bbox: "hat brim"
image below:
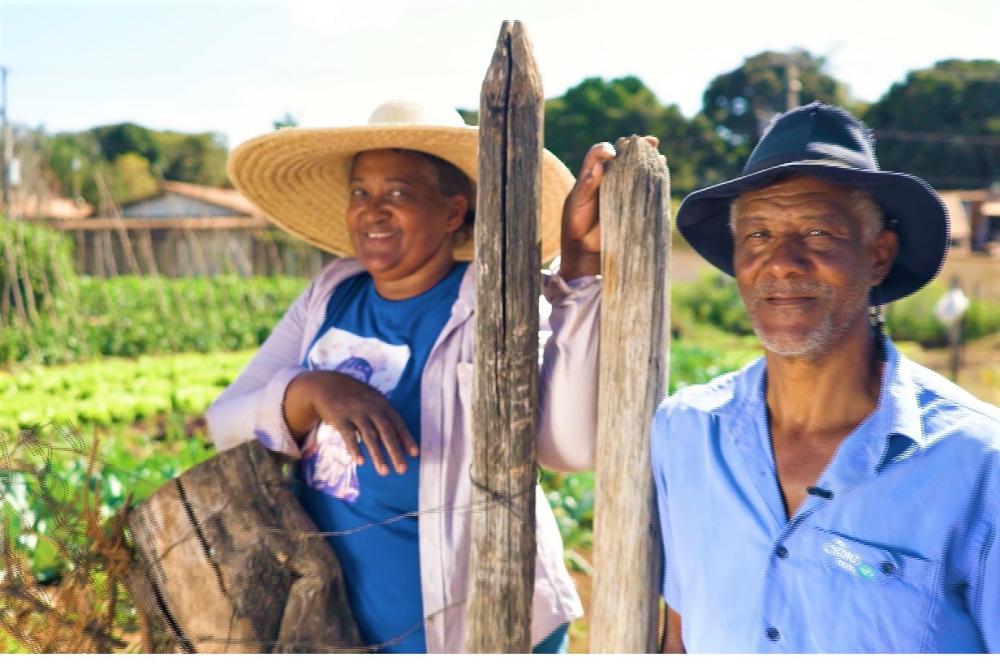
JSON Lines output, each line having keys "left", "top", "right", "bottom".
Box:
{"left": 228, "top": 125, "right": 575, "bottom": 263}
{"left": 676, "top": 163, "right": 950, "bottom": 304}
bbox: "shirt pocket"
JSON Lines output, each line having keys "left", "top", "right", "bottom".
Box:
{"left": 799, "top": 526, "right": 942, "bottom": 652}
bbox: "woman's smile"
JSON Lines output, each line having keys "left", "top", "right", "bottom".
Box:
{"left": 346, "top": 149, "right": 469, "bottom": 299}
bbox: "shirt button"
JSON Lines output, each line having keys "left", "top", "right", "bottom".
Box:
{"left": 880, "top": 562, "right": 896, "bottom": 575}
{"left": 774, "top": 545, "right": 788, "bottom": 559}
{"left": 766, "top": 627, "right": 781, "bottom": 641}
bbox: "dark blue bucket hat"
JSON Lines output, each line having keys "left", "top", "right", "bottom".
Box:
{"left": 676, "top": 102, "right": 949, "bottom": 305}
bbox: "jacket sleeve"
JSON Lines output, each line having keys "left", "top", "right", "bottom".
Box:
{"left": 205, "top": 282, "right": 315, "bottom": 458}
{"left": 536, "top": 272, "right": 601, "bottom": 472}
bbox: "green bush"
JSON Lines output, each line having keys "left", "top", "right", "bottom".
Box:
{"left": 886, "top": 282, "right": 1000, "bottom": 347}
{"left": 0, "top": 219, "right": 78, "bottom": 325}
{"left": 672, "top": 271, "right": 753, "bottom": 336}
{"left": 0, "top": 274, "right": 306, "bottom": 367}
{"left": 674, "top": 269, "right": 1000, "bottom": 348}
{"left": 962, "top": 297, "right": 1000, "bottom": 342}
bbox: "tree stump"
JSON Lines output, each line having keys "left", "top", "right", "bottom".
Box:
{"left": 126, "top": 440, "right": 363, "bottom": 653}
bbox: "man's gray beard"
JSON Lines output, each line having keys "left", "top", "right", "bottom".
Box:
{"left": 747, "top": 278, "right": 870, "bottom": 363}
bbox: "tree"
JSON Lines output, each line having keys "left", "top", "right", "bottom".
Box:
{"left": 43, "top": 132, "right": 102, "bottom": 200}
{"left": 543, "top": 76, "right": 734, "bottom": 196}
{"left": 273, "top": 112, "right": 300, "bottom": 130}
{"left": 863, "top": 59, "right": 1000, "bottom": 190}
{"left": 157, "top": 132, "right": 228, "bottom": 187}
{"left": 701, "top": 50, "right": 850, "bottom": 152}
{"left": 545, "top": 76, "right": 673, "bottom": 174}
{"left": 82, "top": 153, "right": 158, "bottom": 210}
{"left": 92, "top": 123, "right": 160, "bottom": 164}
{"left": 464, "top": 76, "right": 736, "bottom": 196}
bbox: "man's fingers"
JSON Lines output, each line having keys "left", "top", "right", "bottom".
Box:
{"left": 356, "top": 418, "right": 390, "bottom": 475}
{"left": 371, "top": 414, "right": 408, "bottom": 475}
{"left": 643, "top": 135, "right": 660, "bottom": 148}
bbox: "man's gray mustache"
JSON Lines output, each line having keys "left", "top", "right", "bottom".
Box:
{"left": 748, "top": 279, "right": 831, "bottom": 307}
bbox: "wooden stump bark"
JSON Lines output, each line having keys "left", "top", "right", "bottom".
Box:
{"left": 466, "top": 19, "right": 543, "bottom": 653}
{"left": 590, "top": 136, "right": 671, "bottom": 653}
{"left": 126, "top": 440, "right": 363, "bottom": 653}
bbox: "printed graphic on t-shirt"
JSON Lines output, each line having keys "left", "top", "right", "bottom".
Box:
{"left": 302, "top": 328, "right": 411, "bottom": 501}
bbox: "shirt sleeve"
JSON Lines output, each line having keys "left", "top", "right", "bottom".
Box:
{"left": 535, "top": 271, "right": 600, "bottom": 472}
{"left": 205, "top": 281, "right": 315, "bottom": 458}
{"left": 972, "top": 516, "right": 1000, "bottom": 652}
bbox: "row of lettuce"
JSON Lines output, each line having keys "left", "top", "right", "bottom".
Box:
{"left": 3, "top": 344, "right": 762, "bottom": 585}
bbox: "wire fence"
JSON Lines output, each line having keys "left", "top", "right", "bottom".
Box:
{"left": 0, "top": 423, "right": 550, "bottom": 654}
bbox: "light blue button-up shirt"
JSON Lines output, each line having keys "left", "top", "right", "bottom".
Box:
{"left": 651, "top": 338, "right": 1000, "bottom": 653}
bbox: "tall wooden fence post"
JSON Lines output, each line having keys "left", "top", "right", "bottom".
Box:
{"left": 466, "top": 20, "right": 543, "bottom": 653}
{"left": 590, "top": 136, "right": 671, "bottom": 653}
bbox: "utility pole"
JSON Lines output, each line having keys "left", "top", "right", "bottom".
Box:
{"left": 785, "top": 57, "right": 802, "bottom": 111}
{"left": 1, "top": 66, "right": 11, "bottom": 215}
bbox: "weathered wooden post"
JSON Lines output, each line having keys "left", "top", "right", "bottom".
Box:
{"left": 590, "top": 136, "right": 671, "bottom": 653}
{"left": 466, "top": 20, "right": 542, "bottom": 653}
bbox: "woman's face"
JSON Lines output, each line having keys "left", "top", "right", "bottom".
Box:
{"left": 347, "top": 150, "right": 468, "bottom": 285}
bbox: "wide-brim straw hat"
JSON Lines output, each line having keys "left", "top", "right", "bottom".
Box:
{"left": 676, "top": 102, "right": 949, "bottom": 305}
{"left": 228, "top": 100, "right": 576, "bottom": 262}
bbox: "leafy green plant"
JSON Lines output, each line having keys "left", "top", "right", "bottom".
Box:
{"left": 672, "top": 271, "right": 753, "bottom": 337}
{"left": 886, "top": 282, "right": 1000, "bottom": 347}
{"left": 0, "top": 275, "right": 305, "bottom": 367}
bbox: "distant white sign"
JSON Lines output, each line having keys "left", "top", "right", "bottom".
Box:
{"left": 6, "top": 158, "right": 20, "bottom": 187}
{"left": 935, "top": 287, "right": 970, "bottom": 327}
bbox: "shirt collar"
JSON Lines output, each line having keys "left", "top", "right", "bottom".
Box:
{"left": 869, "top": 337, "right": 925, "bottom": 471}
{"left": 721, "top": 336, "right": 925, "bottom": 476}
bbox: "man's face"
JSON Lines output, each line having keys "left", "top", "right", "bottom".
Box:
{"left": 731, "top": 176, "right": 895, "bottom": 360}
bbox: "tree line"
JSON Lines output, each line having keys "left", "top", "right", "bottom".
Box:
{"left": 16, "top": 52, "right": 1000, "bottom": 210}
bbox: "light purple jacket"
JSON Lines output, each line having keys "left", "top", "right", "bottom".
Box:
{"left": 206, "top": 257, "right": 600, "bottom": 652}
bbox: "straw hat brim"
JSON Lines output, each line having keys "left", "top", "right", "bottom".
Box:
{"left": 228, "top": 125, "right": 576, "bottom": 262}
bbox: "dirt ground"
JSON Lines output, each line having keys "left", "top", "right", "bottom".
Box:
{"left": 905, "top": 333, "right": 1000, "bottom": 406}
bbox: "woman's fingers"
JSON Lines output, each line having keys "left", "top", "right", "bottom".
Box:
{"left": 331, "top": 419, "right": 365, "bottom": 465}
{"left": 387, "top": 407, "right": 420, "bottom": 458}
{"left": 355, "top": 417, "right": 391, "bottom": 475}
{"left": 309, "top": 371, "right": 417, "bottom": 476}
{"left": 368, "top": 413, "right": 407, "bottom": 475}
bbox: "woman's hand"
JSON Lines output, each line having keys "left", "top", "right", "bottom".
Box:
{"left": 284, "top": 370, "right": 418, "bottom": 476}
{"left": 558, "top": 137, "right": 660, "bottom": 281}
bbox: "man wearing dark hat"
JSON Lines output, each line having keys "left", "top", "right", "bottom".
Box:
{"left": 651, "top": 102, "right": 1000, "bottom": 652}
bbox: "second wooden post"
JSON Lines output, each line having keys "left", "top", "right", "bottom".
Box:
{"left": 590, "top": 136, "right": 671, "bottom": 653}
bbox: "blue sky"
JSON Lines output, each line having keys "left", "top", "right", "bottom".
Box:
{"left": 1, "top": 0, "right": 997, "bottom": 149}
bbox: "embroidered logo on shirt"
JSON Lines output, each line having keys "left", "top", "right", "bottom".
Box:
{"left": 822, "top": 538, "right": 876, "bottom": 580}
{"left": 302, "top": 328, "right": 411, "bottom": 501}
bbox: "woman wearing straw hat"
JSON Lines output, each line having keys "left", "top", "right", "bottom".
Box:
{"left": 207, "top": 100, "right": 612, "bottom": 653}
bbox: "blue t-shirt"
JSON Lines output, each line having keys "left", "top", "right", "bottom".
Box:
{"left": 296, "top": 262, "right": 468, "bottom": 653}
